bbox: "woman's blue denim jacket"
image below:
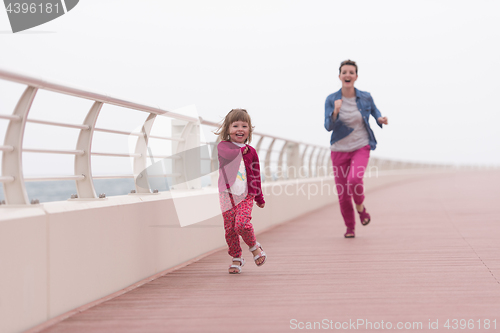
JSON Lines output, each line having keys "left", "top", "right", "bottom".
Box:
{"left": 324, "top": 88, "right": 383, "bottom": 150}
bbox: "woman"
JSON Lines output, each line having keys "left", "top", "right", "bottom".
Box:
{"left": 324, "top": 59, "right": 388, "bottom": 238}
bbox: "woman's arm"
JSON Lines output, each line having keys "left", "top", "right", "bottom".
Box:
{"left": 325, "top": 97, "right": 343, "bottom": 131}
{"left": 324, "top": 97, "right": 336, "bottom": 131}
{"left": 369, "top": 95, "right": 387, "bottom": 127}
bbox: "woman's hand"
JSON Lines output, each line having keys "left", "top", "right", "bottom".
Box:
{"left": 333, "top": 99, "right": 342, "bottom": 120}
{"left": 377, "top": 117, "right": 388, "bottom": 125}
{"left": 256, "top": 202, "right": 265, "bottom": 208}
{"left": 334, "top": 99, "right": 342, "bottom": 111}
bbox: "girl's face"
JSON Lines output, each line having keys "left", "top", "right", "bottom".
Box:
{"left": 339, "top": 65, "right": 358, "bottom": 89}
{"left": 229, "top": 120, "right": 249, "bottom": 144}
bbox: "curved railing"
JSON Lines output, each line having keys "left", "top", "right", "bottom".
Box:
{"left": 0, "top": 67, "right": 333, "bottom": 205}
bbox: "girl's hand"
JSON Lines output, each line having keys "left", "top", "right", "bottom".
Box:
{"left": 242, "top": 146, "right": 249, "bottom": 154}
{"left": 256, "top": 202, "right": 265, "bottom": 208}
{"left": 377, "top": 117, "right": 388, "bottom": 125}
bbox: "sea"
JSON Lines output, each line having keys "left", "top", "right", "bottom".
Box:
{"left": 0, "top": 177, "right": 182, "bottom": 204}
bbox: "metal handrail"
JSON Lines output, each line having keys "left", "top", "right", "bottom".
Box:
{"left": 2, "top": 66, "right": 425, "bottom": 205}
{"left": 92, "top": 173, "right": 181, "bottom": 179}
{"left": 91, "top": 152, "right": 142, "bottom": 158}
{"left": 146, "top": 155, "right": 181, "bottom": 160}
{"left": 23, "top": 148, "right": 85, "bottom": 155}
{"left": 93, "top": 127, "right": 142, "bottom": 136}
{"left": 0, "top": 145, "right": 14, "bottom": 152}
{"left": 92, "top": 175, "right": 135, "bottom": 180}
{"left": 26, "top": 118, "right": 90, "bottom": 130}
{"left": 0, "top": 176, "right": 15, "bottom": 183}
{"left": 0, "top": 114, "right": 21, "bottom": 121}
{"left": 149, "top": 135, "right": 184, "bottom": 142}
{"left": 0, "top": 68, "right": 198, "bottom": 123}
{"left": 25, "top": 175, "right": 86, "bottom": 182}
{"left": 200, "top": 118, "right": 326, "bottom": 150}
{"left": 93, "top": 127, "right": 185, "bottom": 142}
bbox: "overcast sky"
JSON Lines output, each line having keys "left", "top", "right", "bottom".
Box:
{"left": 1, "top": 0, "right": 500, "bottom": 177}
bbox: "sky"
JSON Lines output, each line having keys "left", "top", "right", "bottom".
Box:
{"left": 1, "top": 0, "right": 500, "bottom": 179}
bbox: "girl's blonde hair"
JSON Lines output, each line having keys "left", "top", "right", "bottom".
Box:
{"left": 214, "top": 109, "right": 254, "bottom": 143}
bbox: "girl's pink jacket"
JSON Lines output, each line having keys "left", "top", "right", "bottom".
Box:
{"left": 217, "top": 141, "right": 265, "bottom": 205}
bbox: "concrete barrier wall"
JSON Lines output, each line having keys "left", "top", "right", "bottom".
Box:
{"left": 0, "top": 170, "right": 445, "bottom": 333}
{"left": 0, "top": 208, "right": 47, "bottom": 333}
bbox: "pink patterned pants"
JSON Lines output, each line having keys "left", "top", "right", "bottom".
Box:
{"left": 219, "top": 192, "right": 257, "bottom": 258}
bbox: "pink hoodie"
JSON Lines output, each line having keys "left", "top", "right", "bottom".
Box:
{"left": 217, "top": 141, "right": 265, "bottom": 205}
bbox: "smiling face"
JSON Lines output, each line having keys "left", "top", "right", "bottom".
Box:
{"left": 229, "top": 120, "right": 249, "bottom": 144}
{"left": 339, "top": 64, "right": 358, "bottom": 89}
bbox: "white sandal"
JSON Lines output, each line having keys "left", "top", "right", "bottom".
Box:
{"left": 229, "top": 257, "right": 245, "bottom": 274}
{"left": 249, "top": 242, "right": 267, "bottom": 267}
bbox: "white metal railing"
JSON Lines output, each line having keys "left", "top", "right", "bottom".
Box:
{"left": 0, "top": 68, "right": 461, "bottom": 205}
{"left": 0, "top": 67, "right": 336, "bottom": 205}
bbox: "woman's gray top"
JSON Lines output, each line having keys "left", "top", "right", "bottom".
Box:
{"left": 330, "top": 96, "right": 370, "bottom": 152}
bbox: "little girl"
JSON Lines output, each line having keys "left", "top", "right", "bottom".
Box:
{"left": 215, "top": 108, "right": 267, "bottom": 274}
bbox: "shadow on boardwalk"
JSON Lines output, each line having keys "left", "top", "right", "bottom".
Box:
{"left": 39, "top": 170, "right": 500, "bottom": 333}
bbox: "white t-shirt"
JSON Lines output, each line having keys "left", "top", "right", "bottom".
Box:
{"left": 227, "top": 142, "right": 248, "bottom": 195}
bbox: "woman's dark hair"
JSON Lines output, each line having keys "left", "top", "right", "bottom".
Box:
{"left": 339, "top": 59, "right": 358, "bottom": 74}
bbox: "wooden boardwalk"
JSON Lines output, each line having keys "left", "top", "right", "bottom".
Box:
{"left": 38, "top": 170, "right": 500, "bottom": 333}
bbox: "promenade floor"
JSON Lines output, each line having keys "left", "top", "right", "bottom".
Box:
{"left": 39, "top": 170, "right": 500, "bottom": 333}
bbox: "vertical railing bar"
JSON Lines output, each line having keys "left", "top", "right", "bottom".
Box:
{"left": 325, "top": 149, "right": 332, "bottom": 177}
{"left": 315, "top": 148, "right": 323, "bottom": 177}
{"left": 277, "top": 141, "right": 288, "bottom": 181}
{"left": 300, "top": 145, "right": 310, "bottom": 178}
{"left": 254, "top": 135, "right": 264, "bottom": 156}
{"left": 210, "top": 137, "right": 221, "bottom": 187}
{"left": 172, "top": 122, "right": 193, "bottom": 190}
{"left": 171, "top": 118, "right": 201, "bottom": 190}
{"left": 210, "top": 138, "right": 221, "bottom": 173}
{"left": 133, "top": 113, "right": 157, "bottom": 193}
{"left": 287, "top": 142, "right": 301, "bottom": 180}
{"left": 1, "top": 86, "right": 38, "bottom": 205}
{"left": 264, "top": 138, "right": 276, "bottom": 181}
{"left": 308, "top": 147, "right": 317, "bottom": 178}
{"left": 74, "top": 101, "right": 102, "bottom": 199}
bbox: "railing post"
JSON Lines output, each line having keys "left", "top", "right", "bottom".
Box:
{"left": 326, "top": 149, "right": 332, "bottom": 177}
{"left": 300, "top": 145, "right": 309, "bottom": 179}
{"left": 324, "top": 149, "right": 330, "bottom": 176}
{"left": 308, "top": 147, "right": 316, "bottom": 178}
{"left": 74, "top": 101, "right": 102, "bottom": 198}
{"left": 277, "top": 141, "right": 288, "bottom": 180}
{"left": 286, "top": 142, "right": 301, "bottom": 179}
{"left": 254, "top": 136, "right": 266, "bottom": 181}
{"left": 1, "top": 86, "right": 37, "bottom": 205}
{"left": 171, "top": 119, "right": 201, "bottom": 190}
{"left": 254, "top": 135, "right": 264, "bottom": 156}
{"left": 316, "top": 148, "right": 325, "bottom": 177}
{"left": 317, "top": 149, "right": 327, "bottom": 177}
{"left": 210, "top": 138, "right": 220, "bottom": 188}
{"left": 133, "top": 113, "right": 157, "bottom": 193}
{"left": 264, "top": 138, "right": 275, "bottom": 181}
